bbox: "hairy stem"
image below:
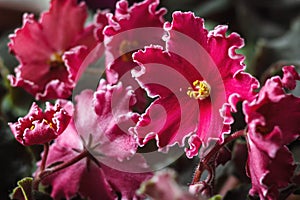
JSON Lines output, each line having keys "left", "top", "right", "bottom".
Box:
{"left": 39, "top": 149, "right": 89, "bottom": 180}
{"left": 33, "top": 143, "right": 50, "bottom": 190}
{"left": 40, "top": 143, "right": 49, "bottom": 171}
{"left": 192, "top": 130, "right": 246, "bottom": 185}
{"left": 33, "top": 148, "right": 89, "bottom": 191}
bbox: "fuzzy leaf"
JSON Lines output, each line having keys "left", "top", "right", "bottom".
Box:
{"left": 10, "top": 177, "right": 33, "bottom": 200}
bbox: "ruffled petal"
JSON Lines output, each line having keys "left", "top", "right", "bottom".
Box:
{"left": 102, "top": 0, "right": 166, "bottom": 112}
{"left": 132, "top": 12, "right": 260, "bottom": 157}
{"left": 8, "top": 14, "right": 53, "bottom": 63}
{"left": 8, "top": 102, "right": 71, "bottom": 146}
{"left": 41, "top": 130, "right": 114, "bottom": 200}
{"left": 246, "top": 138, "right": 295, "bottom": 200}
{"left": 74, "top": 81, "right": 138, "bottom": 161}
{"left": 40, "top": 0, "right": 88, "bottom": 50}
{"left": 8, "top": 0, "right": 97, "bottom": 100}
{"left": 244, "top": 66, "right": 300, "bottom": 199}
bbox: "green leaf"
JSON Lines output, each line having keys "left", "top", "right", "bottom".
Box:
{"left": 209, "top": 194, "right": 223, "bottom": 200}
{"left": 10, "top": 177, "right": 33, "bottom": 200}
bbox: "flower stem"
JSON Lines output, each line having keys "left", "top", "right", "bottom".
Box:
{"left": 33, "top": 143, "right": 50, "bottom": 190}
{"left": 192, "top": 130, "right": 245, "bottom": 185}
{"left": 33, "top": 148, "right": 89, "bottom": 191}
{"left": 40, "top": 143, "right": 49, "bottom": 171}
{"left": 39, "top": 149, "right": 89, "bottom": 180}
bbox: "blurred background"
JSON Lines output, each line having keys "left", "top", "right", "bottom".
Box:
{"left": 0, "top": 0, "right": 299, "bottom": 199}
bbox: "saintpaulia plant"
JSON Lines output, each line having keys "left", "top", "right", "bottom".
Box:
{"left": 7, "top": 0, "right": 105, "bottom": 100}
{"left": 4, "top": 0, "right": 300, "bottom": 199}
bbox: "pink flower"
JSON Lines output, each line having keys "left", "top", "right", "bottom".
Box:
{"left": 132, "top": 12, "right": 259, "bottom": 157}
{"left": 243, "top": 66, "right": 300, "bottom": 199}
{"left": 8, "top": 102, "right": 71, "bottom": 146}
{"left": 103, "top": 0, "right": 167, "bottom": 111}
{"left": 39, "top": 81, "right": 151, "bottom": 199}
{"left": 76, "top": 81, "right": 139, "bottom": 161}
{"left": 8, "top": 0, "right": 105, "bottom": 100}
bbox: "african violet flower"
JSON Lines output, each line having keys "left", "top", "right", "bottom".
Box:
{"left": 75, "top": 80, "right": 139, "bottom": 160}
{"left": 132, "top": 12, "right": 259, "bottom": 157}
{"left": 243, "top": 66, "right": 300, "bottom": 199}
{"left": 8, "top": 102, "right": 71, "bottom": 146}
{"left": 103, "top": 0, "right": 167, "bottom": 111}
{"left": 8, "top": 0, "right": 106, "bottom": 100}
{"left": 39, "top": 81, "right": 151, "bottom": 199}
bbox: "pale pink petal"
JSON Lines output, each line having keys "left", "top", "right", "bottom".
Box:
{"left": 74, "top": 81, "right": 138, "bottom": 161}
{"left": 101, "top": 164, "right": 152, "bottom": 199}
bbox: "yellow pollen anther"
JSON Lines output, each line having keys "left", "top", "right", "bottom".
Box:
{"left": 187, "top": 80, "right": 211, "bottom": 100}
{"left": 30, "top": 125, "right": 35, "bottom": 130}
{"left": 42, "top": 119, "right": 54, "bottom": 129}
{"left": 49, "top": 52, "right": 64, "bottom": 69}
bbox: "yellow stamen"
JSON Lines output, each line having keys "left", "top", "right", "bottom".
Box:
{"left": 30, "top": 125, "right": 35, "bottom": 130}
{"left": 29, "top": 119, "right": 54, "bottom": 131}
{"left": 187, "top": 80, "right": 211, "bottom": 100}
{"left": 42, "top": 119, "right": 54, "bottom": 129}
{"left": 49, "top": 52, "right": 64, "bottom": 70}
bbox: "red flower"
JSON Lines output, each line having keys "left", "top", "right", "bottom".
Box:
{"left": 132, "top": 12, "right": 259, "bottom": 157}
{"left": 243, "top": 66, "right": 300, "bottom": 199}
{"left": 8, "top": 0, "right": 105, "bottom": 100}
{"left": 103, "top": 0, "right": 167, "bottom": 111}
{"left": 9, "top": 102, "right": 71, "bottom": 146}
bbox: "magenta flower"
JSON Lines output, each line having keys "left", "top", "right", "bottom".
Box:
{"left": 39, "top": 81, "right": 151, "bottom": 199}
{"left": 132, "top": 12, "right": 259, "bottom": 158}
{"left": 103, "top": 0, "right": 167, "bottom": 111}
{"left": 8, "top": 0, "right": 104, "bottom": 100}
{"left": 8, "top": 102, "right": 71, "bottom": 146}
{"left": 243, "top": 66, "right": 300, "bottom": 199}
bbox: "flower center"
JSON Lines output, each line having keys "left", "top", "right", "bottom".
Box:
{"left": 49, "top": 52, "right": 64, "bottom": 70}
{"left": 187, "top": 80, "right": 211, "bottom": 100}
{"left": 255, "top": 125, "right": 271, "bottom": 135}
{"left": 119, "top": 40, "right": 139, "bottom": 62}
{"left": 30, "top": 119, "right": 54, "bottom": 131}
